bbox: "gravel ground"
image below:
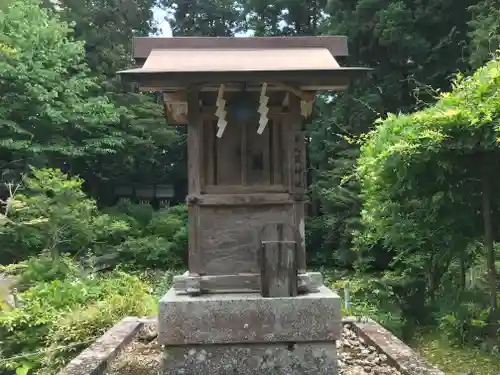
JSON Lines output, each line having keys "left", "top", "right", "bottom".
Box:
{"left": 106, "top": 323, "right": 402, "bottom": 375}
{"left": 339, "top": 324, "right": 402, "bottom": 375}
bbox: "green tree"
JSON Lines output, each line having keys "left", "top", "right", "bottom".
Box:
{"left": 469, "top": 0, "right": 500, "bottom": 67}
{"left": 161, "top": 0, "right": 245, "bottom": 36}
{"left": 42, "top": 0, "right": 186, "bottom": 201}
{"left": 243, "top": 0, "right": 327, "bottom": 36}
{"left": 307, "top": 0, "right": 479, "bottom": 267}
{"left": 0, "top": 0, "right": 123, "bottom": 176}
{"left": 358, "top": 57, "right": 500, "bottom": 323}
{"left": 0, "top": 168, "right": 131, "bottom": 264}
{"left": 43, "top": 0, "right": 157, "bottom": 91}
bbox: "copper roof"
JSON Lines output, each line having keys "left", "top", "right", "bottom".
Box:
{"left": 120, "top": 48, "right": 340, "bottom": 74}
{"left": 132, "top": 36, "right": 349, "bottom": 61}
{"left": 118, "top": 36, "right": 371, "bottom": 91}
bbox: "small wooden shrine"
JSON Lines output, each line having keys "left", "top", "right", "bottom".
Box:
{"left": 120, "top": 36, "right": 369, "bottom": 375}
{"left": 120, "top": 36, "right": 369, "bottom": 296}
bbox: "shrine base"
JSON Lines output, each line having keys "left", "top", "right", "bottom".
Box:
{"left": 158, "top": 285, "right": 342, "bottom": 374}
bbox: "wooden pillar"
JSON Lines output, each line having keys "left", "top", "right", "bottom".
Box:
{"left": 287, "top": 94, "right": 307, "bottom": 272}
{"left": 187, "top": 90, "right": 203, "bottom": 276}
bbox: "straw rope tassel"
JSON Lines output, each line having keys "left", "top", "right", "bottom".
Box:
{"left": 216, "top": 84, "right": 227, "bottom": 138}
{"left": 257, "top": 83, "right": 269, "bottom": 134}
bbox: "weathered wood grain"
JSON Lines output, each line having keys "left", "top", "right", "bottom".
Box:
{"left": 203, "top": 184, "right": 286, "bottom": 194}
{"left": 216, "top": 119, "right": 242, "bottom": 185}
{"left": 245, "top": 121, "right": 271, "bottom": 185}
{"left": 189, "top": 193, "right": 292, "bottom": 206}
{"left": 271, "top": 118, "right": 284, "bottom": 185}
{"left": 172, "top": 271, "right": 324, "bottom": 294}
{"left": 199, "top": 205, "right": 294, "bottom": 275}
{"left": 293, "top": 201, "right": 307, "bottom": 272}
{"left": 259, "top": 223, "right": 298, "bottom": 298}
{"left": 203, "top": 119, "right": 217, "bottom": 186}
{"left": 187, "top": 91, "right": 202, "bottom": 274}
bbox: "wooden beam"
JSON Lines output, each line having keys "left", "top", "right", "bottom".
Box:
{"left": 121, "top": 70, "right": 362, "bottom": 91}
{"left": 201, "top": 106, "right": 287, "bottom": 119}
{"left": 173, "top": 271, "right": 324, "bottom": 294}
{"left": 187, "top": 90, "right": 203, "bottom": 276}
{"left": 204, "top": 119, "right": 216, "bottom": 186}
{"left": 186, "top": 193, "right": 293, "bottom": 206}
{"left": 203, "top": 184, "right": 286, "bottom": 194}
{"left": 271, "top": 118, "right": 283, "bottom": 184}
{"left": 187, "top": 91, "right": 202, "bottom": 194}
{"left": 285, "top": 94, "right": 308, "bottom": 272}
{"left": 142, "top": 84, "right": 348, "bottom": 93}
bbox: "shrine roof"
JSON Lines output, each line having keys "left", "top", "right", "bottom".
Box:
{"left": 118, "top": 36, "right": 371, "bottom": 91}
{"left": 121, "top": 48, "right": 341, "bottom": 73}
{"left": 131, "top": 36, "right": 350, "bottom": 62}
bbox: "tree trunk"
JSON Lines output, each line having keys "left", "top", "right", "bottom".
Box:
{"left": 481, "top": 161, "right": 497, "bottom": 317}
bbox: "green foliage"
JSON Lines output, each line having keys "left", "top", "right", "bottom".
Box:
{"left": 15, "top": 253, "right": 84, "bottom": 290}
{"left": 413, "top": 333, "right": 500, "bottom": 375}
{"left": 242, "top": 0, "right": 327, "bottom": 36}
{"left": 332, "top": 277, "right": 406, "bottom": 337}
{"left": 0, "top": 168, "right": 187, "bottom": 271}
{"left": 432, "top": 257, "right": 500, "bottom": 347}
{"left": 40, "top": 276, "right": 153, "bottom": 372}
{"left": 42, "top": 0, "right": 186, "bottom": 201}
{"left": 1, "top": 0, "right": 499, "bottom": 371}
{"left": 107, "top": 199, "right": 155, "bottom": 228}
{"left": 469, "top": 0, "right": 500, "bottom": 67}
{"left": 358, "top": 56, "right": 500, "bottom": 252}
{"left": 162, "top": 0, "right": 245, "bottom": 36}
{"left": 113, "top": 205, "right": 187, "bottom": 270}
{"left": 0, "top": 260, "right": 154, "bottom": 374}
{"left": 0, "top": 0, "right": 122, "bottom": 173}
{"left": 98, "top": 199, "right": 187, "bottom": 269}
{"left": 357, "top": 57, "right": 500, "bottom": 344}
{"left": 306, "top": 0, "right": 477, "bottom": 270}
{"left": 43, "top": 0, "right": 157, "bottom": 88}
{"left": 133, "top": 269, "right": 177, "bottom": 300}
{"left": 0, "top": 168, "right": 131, "bottom": 264}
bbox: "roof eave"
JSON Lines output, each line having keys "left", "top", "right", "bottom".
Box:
{"left": 118, "top": 68, "right": 373, "bottom": 92}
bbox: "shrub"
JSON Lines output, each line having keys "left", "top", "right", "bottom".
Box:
{"left": 40, "top": 273, "right": 154, "bottom": 372}
{"left": 0, "top": 168, "right": 131, "bottom": 264}
{"left": 105, "top": 199, "right": 154, "bottom": 228}
{"left": 111, "top": 205, "right": 188, "bottom": 270}
{"left": 0, "top": 264, "right": 155, "bottom": 375}
{"left": 133, "top": 269, "right": 178, "bottom": 300}
{"left": 14, "top": 253, "right": 84, "bottom": 290}
{"left": 332, "top": 276, "right": 406, "bottom": 338}
{"left": 115, "top": 235, "right": 179, "bottom": 269}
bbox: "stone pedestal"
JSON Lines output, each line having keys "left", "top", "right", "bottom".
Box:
{"left": 158, "top": 286, "right": 341, "bottom": 374}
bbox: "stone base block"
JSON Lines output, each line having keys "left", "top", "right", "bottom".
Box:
{"left": 159, "top": 286, "right": 341, "bottom": 345}
{"left": 159, "top": 285, "right": 341, "bottom": 374}
{"left": 163, "top": 342, "right": 337, "bottom": 375}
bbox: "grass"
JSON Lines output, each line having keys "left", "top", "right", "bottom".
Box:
{"left": 412, "top": 333, "right": 500, "bottom": 375}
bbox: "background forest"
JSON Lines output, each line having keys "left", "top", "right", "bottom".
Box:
{"left": 0, "top": 0, "right": 499, "bottom": 374}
